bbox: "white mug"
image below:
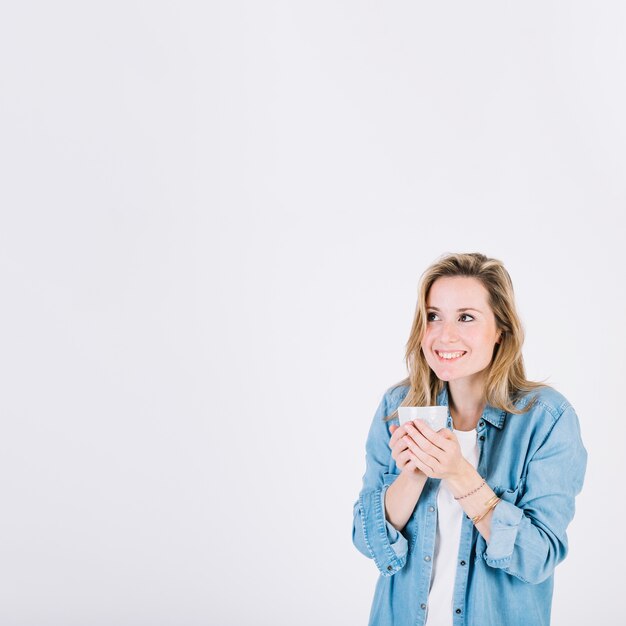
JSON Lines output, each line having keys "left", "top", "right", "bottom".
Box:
{"left": 397, "top": 406, "right": 448, "bottom": 431}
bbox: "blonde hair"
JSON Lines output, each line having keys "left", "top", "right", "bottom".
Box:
{"left": 383, "top": 252, "right": 549, "bottom": 422}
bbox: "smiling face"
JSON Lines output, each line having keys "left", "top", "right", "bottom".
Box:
{"left": 421, "top": 276, "right": 502, "bottom": 389}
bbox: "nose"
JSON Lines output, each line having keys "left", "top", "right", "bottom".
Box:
{"left": 441, "top": 320, "right": 460, "bottom": 344}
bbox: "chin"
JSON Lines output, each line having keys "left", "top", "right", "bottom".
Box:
{"left": 432, "top": 370, "right": 450, "bottom": 380}
{"left": 429, "top": 367, "right": 454, "bottom": 381}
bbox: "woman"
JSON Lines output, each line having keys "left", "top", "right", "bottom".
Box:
{"left": 352, "top": 252, "right": 587, "bottom": 626}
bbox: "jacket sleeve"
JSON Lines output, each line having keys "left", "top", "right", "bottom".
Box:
{"left": 483, "top": 404, "right": 588, "bottom": 584}
{"left": 352, "top": 391, "right": 409, "bottom": 576}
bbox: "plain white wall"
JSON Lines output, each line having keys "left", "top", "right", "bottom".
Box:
{"left": 0, "top": 2, "right": 623, "bottom": 625}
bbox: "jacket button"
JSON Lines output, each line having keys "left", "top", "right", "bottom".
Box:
{"left": 387, "top": 565, "right": 393, "bottom": 571}
{"left": 456, "top": 609, "right": 462, "bottom": 614}
{"left": 479, "top": 435, "right": 485, "bottom": 441}
{"left": 428, "top": 506, "right": 435, "bottom": 512}
{"left": 479, "top": 421, "right": 484, "bottom": 427}
{"left": 460, "top": 560, "right": 466, "bottom": 566}
{"left": 424, "top": 555, "right": 431, "bottom": 562}
{"left": 421, "top": 604, "right": 426, "bottom": 610}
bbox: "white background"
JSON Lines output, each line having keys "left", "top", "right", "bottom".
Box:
{"left": 0, "top": 2, "right": 623, "bottom": 625}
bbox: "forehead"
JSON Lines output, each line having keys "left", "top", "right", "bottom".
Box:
{"left": 426, "top": 276, "right": 491, "bottom": 307}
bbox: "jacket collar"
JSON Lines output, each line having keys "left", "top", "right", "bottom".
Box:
{"left": 437, "top": 382, "right": 507, "bottom": 429}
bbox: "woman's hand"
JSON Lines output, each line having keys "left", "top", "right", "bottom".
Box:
{"left": 388, "top": 423, "right": 426, "bottom": 481}
{"left": 392, "top": 419, "right": 469, "bottom": 481}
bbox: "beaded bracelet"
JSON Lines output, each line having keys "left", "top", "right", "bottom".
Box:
{"left": 471, "top": 495, "right": 501, "bottom": 525}
{"left": 454, "top": 477, "right": 486, "bottom": 500}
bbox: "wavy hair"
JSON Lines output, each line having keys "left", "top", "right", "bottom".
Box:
{"left": 383, "top": 252, "right": 549, "bottom": 422}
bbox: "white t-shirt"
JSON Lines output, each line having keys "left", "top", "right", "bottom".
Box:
{"left": 425, "top": 427, "right": 479, "bottom": 626}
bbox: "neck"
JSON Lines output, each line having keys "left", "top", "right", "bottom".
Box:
{"left": 447, "top": 378, "right": 486, "bottom": 430}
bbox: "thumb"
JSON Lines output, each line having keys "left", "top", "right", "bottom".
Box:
{"left": 389, "top": 424, "right": 398, "bottom": 434}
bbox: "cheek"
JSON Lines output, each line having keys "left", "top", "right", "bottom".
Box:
{"left": 473, "top": 332, "right": 497, "bottom": 354}
{"left": 421, "top": 329, "right": 434, "bottom": 349}
{"left": 464, "top": 327, "right": 486, "bottom": 343}
{"left": 421, "top": 332, "right": 438, "bottom": 361}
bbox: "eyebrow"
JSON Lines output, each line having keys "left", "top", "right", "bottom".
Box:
{"left": 426, "top": 307, "right": 483, "bottom": 313}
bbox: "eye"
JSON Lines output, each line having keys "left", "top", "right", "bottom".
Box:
{"left": 426, "top": 312, "right": 474, "bottom": 322}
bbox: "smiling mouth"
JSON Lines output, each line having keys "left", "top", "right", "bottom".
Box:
{"left": 435, "top": 350, "right": 467, "bottom": 362}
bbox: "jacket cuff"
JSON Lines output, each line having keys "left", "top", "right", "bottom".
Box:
{"left": 380, "top": 486, "right": 406, "bottom": 558}
{"left": 483, "top": 499, "right": 524, "bottom": 565}
{"left": 358, "top": 485, "right": 408, "bottom": 576}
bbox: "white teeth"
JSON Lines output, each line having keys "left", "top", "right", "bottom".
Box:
{"left": 437, "top": 351, "right": 465, "bottom": 359}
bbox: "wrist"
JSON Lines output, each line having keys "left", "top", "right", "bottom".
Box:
{"left": 445, "top": 461, "right": 481, "bottom": 499}
{"left": 400, "top": 466, "right": 428, "bottom": 487}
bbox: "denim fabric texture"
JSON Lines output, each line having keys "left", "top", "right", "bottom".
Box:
{"left": 352, "top": 382, "right": 588, "bottom": 626}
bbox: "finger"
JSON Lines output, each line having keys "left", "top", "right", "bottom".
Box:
{"left": 434, "top": 426, "right": 457, "bottom": 452}
{"left": 405, "top": 422, "right": 445, "bottom": 461}
{"left": 413, "top": 419, "right": 452, "bottom": 453}
{"left": 389, "top": 424, "right": 407, "bottom": 448}
{"left": 398, "top": 448, "right": 424, "bottom": 472}
{"left": 403, "top": 433, "right": 440, "bottom": 471}
{"left": 396, "top": 449, "right": 412, "bottom": 469}
{"left": 437, "top": 426, "right": 456, "bottom": 450}
{"left": 391, "top": 436, "right": 410, "bottom": 461}
{"left": 388, "top": 425, "right": 398, "bottom": 447}
{"left": 406, "top": 447, "right": 433, "bottom": 475}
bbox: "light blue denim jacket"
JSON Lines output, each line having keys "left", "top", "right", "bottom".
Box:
{"left": 352, "top": 382, "right": 587, "bottom": 626}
